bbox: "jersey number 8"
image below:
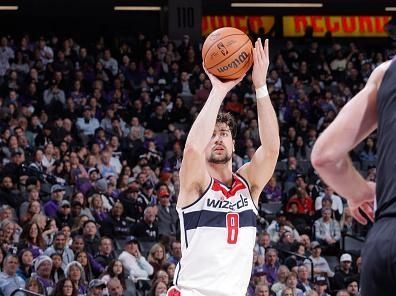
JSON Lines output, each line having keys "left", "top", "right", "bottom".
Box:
{"left": 226, "top": 213, "right": 239, "bottom": 244}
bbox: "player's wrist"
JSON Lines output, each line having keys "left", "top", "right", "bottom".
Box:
{"left": 255, "top": 84, "right": 269, "bottom": 99}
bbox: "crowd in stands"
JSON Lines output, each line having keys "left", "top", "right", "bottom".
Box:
{"left": 0, "top": 28, "right": 393, "bottom": 296}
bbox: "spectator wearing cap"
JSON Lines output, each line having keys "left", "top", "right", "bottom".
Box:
{"left": 88, "top": 278, "right": 106, "bottom": 296}
{"left": 267, "top": 211, "right": 300, "bottom": 243}
{"left": 314, "top": 186, "right": 343, "bottom": 220}
{"left": 76, "top": 106, "right": 100, "bottom": 143}
{"left": 44, "top": 231, "right": 74, "bottom": 270}
{"left": 43, "top": 184, "right": 65, "bottom": 218}
{"left": 247, "top": 266, "right": 268, "bottom": 296}
{"left": 297, "top": 264, "right": 313, "bottom": 293}
{"left": 94, "top": 237, "right": 117, "bottom": 269}
{"left": 100, "top": 202, "right": 130, "bottom": 249}
{"left": 32, "top": 255, "right": 55, "bottom": 296}
{"left": 156, "top": 186, "right": 178, "bottom": 238}
{"left": 333, "top": 253, "right": 356, "bottom": 291}
{"left": 119, "top": 183, "right": 145, "bottom": 223}
{"left": 271, "top": 265, "right": 290, "bottom": 294}
{"left": 132, "top": 206, "right": 159, "bottom": 242}
{"left": 313, "top": 276, "right": 330, "bottom": 296}
{"left": 0, "top": 254, "right": 25, "bottom": 296}
{"left": 304, "top": 241, "right": 334, "bottom": 278}
{"left": 55, "top": 200, "right": 73, "bottom": 229}
{"left": 313, "top": 207, "right": 341, "bottom": 255}
{"left": 118, "top": 236, "right": 153, "bottom": 282}
{"left": 65, "top": 261, "right": 87, "bottom": 296}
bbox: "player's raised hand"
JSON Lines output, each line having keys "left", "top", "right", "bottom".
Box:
{"left": 252, "top": 38, "right": 269, "bottom": 89}
{"left": 203, "top": 63, "right": 245, "bottom": 95}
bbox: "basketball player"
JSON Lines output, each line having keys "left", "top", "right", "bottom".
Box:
{"left": 167, "top": 38, "right": 279, "bottom": 296}
{"left": 311, "top": 58, "right": 396, "bottom": 295}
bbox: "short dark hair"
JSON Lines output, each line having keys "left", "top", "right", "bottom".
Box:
{"left": 216, "top": 112, "right": 236, "bottom": 138}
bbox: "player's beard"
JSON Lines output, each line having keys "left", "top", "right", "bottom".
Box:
{"left": 208, "top": 150, "right": 232, "bottom": 164}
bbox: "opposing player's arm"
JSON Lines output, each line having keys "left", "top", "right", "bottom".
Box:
{"left": 311, "top": 61, "right": 389, "bottom": 223}
{"left": 178, "top": 70, "right": 245, "bottom": 208}
{"left": 238, "top": 39, "right": 280, "bottom": 202}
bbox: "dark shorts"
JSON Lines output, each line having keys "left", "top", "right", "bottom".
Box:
{"left": 360, "top": 217, "right": 396, "bottom": 295}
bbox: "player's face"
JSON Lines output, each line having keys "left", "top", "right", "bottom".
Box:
{"left": 206, "top": 123, "right": 234, "bottom": 164}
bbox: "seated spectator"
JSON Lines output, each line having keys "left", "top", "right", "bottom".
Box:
{"left": 119, "top": 184, "right": 146, "bottom": 223}
{"left": 304, "top": 241, "right": 334, "bottom": 278}
{"left": 132, "top": 206, "right": 159, "bottom": 242}
{"left": 51, "top": 278, "right": 77, "bottom": 296}
{"left": 25, "top": 277, "right": 45, "bottom": 296}
{"left": 346, "top": 278, "right": 359, "bottom": 296}
{"left": 0, "top": 254, "right": 25, "bottom": 296}
{"left": 81, "top": 220, "right": 101, "bottom": 256}
{"left": 43, "top": 184, "right": 66, "bottom": 218}
{"left": 333, "top": 253, "right": 357, "bottom": 291}
{"left": 49, "top": 253, "right": 65, "bottom": 283}
{"left": 94, "top": 237, "right": 117, "bottom": 269}
{"left": 297, "top": 265, "right": 313, "bottom": 293}
{"left": 262, "top": 174, "right": 282, "bottom": 202}
{"left": 263, "top": 248, "right": 280, "bottom": 286}
{"left": 312, "top": 276, "right": 330, "bottom": 296}
{"left": 286, "top": 187, "right": 314, "bottom": 216}
{"left": 32, "top": 255, "right": 55, "bottom": 296}
{"left": 17, "top": 222, "right": 45, "bottom": 258}
{"left": 118, "top": 236, "right": 153, "bottom": 283}
{"left": 314, "top": 208, "right": 341, "bottom": 255}
{"left": 166, "top": 240, "right": 181, "bottom": 265}
{"left": 267, "top": 211, "right": 300, "bottom": 243}
{"left": 147, "top": 243, "right": 166, "bottom": 276}
{"left": 100, "top": 202, "right": 130, "bottom": 246}
{"left": 75, "top": 251, "right": 97, "bottom": 283}
{"left": 247, "top": 266, "right": 269, "bottom": 296}
{"left": 149, "top": 279, "right": 168, "bottom": 296}
{"left": 156, "top": 187, "right": 178, "bottom": 238}
{"left": 107, "top": 278, "right": 124, "bottom": 296}
{"left": 87, "top": 279, "right": 106, "bottom": 296}
{"left": 314, "top": 185, "right": 343, "bottom": 220}
{"left": 271, "top": 265, "right": 290, "bottom": 294}
{"left": 55, "top": 200, "right": 74, "bottom": 229}
{"left": 276, "top": 272, "right": 304, "bottom": 296}
{"left": 16, "top": 249, "right": 34, "bottom": 282}
{"left": 65, "top": 261, "right": 87, "bottom": 296}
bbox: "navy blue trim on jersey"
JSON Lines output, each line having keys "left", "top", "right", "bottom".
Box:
{"left": 184, "top": 226, "right": 189, "bottom": 248}
{"left": 183, "top": 209, "right": 257, "bottom": 231}
{"left": 181, "top": 178, "right": 213, "bottom": 210}
{"left": 175, "top": 262, "right": 181, "bottom": 285}
{"left": 235, "top": 172, "right": 260, "bottom": 212}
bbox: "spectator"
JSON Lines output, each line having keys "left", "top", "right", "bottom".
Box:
{"left": 32, "top": 255, "right": 55, "bottom": 296}
{"left": 0, "top": 254, "right": 25, "bottom": 296}
{"left": 16, "top": 249, "right": 34, "bottom": 282}
{"left": 118, "top": 236, "right": 153, "bottom": 283}
{"left": 65, "top": 261, "right": 87, "bottom": 296}
{"left": 50, "top": 253, "right": 65, "bottom": 282}
{"left": 304, "top": 241, "right": 334, "bottom": 278}
{"left": 44, "top": 231, "right": 74, "bottom": 270}
{"left": 132, "top": 206, "right": 159, "bottom": 242}
{"left": 87, "top": 279, "right": 106, "bottom": 296}
{"left": 51, "top": 278, "right": 77, "bottom": 296}
{"left": 44, "top": 185, "right": 66, "bottom": 218}
{"left": 314, "top": 208, "right": 341, "bottom": 255}
{"left": 166, "top": 240, "right": 181, "bottom": 265}
{"left": 156, "top": 187, "right": 178, "bottom": 238}
{"left": 147, "top": 243, "right": 166, "bottom": 276}
{"left": 333, "top": 253, "right": 356, "bottom": 291}
{"left": 94, "top": 237, "right": 116, "bottom": 269}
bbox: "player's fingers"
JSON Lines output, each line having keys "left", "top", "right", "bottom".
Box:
{"left": 265, "top": 39, "right": 269, "bottom": 59}
{"left": 257, "top": 38, "right": 265, "bottom": 62}
{"left": 252, "top": 47, "right": 258, "bottom": 65}
{"left": 361, "top": 202, "right": 374, "bottom": 223}
{"left": 351, "top": 208, "right": 367, "bottom": 225}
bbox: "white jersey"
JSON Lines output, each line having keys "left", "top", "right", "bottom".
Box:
{"left": 174, "top": 173, "right": 258, "bottom": 296}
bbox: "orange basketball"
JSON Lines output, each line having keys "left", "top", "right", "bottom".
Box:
{"left": 202, "top": 27, "right": 253, "bottom": 80}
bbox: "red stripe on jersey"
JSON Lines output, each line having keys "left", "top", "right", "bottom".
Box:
{"left": 211, "top": 175, "right": 246, "bottom": 198}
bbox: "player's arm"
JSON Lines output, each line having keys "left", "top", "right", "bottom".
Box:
{"left": 238, "top": 39, "right": 280, "bottom": 202}
{"left": 311, "top": 61, "right": 390, "bottom": 224}
{"left": 178, "top": 70, "right": 245, "bottom": 208}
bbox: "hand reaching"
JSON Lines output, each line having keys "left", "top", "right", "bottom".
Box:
{"left": 252, "top": 38, "right": 269, "bottom": 89}
{"left": 203, "top": 63, "right": 245, "bottom": 95}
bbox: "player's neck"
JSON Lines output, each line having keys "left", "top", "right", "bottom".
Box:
{"left": 207, "top": 162, "right": 233, "bottom": 186}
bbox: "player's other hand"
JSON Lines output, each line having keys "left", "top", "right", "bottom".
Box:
{"left": 252, "top": 38, "right": 269, "bottom": 89}
{"left": 348, "top": 181, "right": 375, "bottom": 225}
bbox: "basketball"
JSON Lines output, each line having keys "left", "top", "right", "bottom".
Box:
{"left": 202, "top": 27, "right": 253, "bottom": 80}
